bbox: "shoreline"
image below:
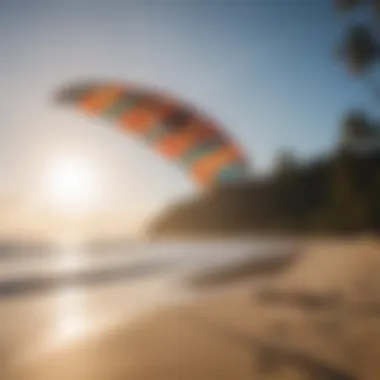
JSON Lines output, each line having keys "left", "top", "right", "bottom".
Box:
{"left": 9, "top": 238, "right": 380, "bottom": 379}
{"left": 182, "top": 246, "right": 297, "bottom": 289}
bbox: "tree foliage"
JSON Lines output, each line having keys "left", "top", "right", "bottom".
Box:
{"left": 273, "top": 149, "right": 298, "bottom": 177}
{"left": 335, "top": 0, "right": 380, "bottom": 86}
{"left": 148, "top": 150, "right": 380, "bottom": 237}
{"left": 335, "top": 0, "right": 362, "bottom": 12}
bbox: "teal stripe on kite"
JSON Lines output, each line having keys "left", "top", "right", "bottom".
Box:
{"left": 215, "top": 163, "right": 247, "bottom": 183}
{"left": 144, "top": 118, "right": 191, "bottom": 144}
{"left": 181, "top": 140, "right": 224, "bottom": 168}
{"left": 100, "top": 93, "right": 142, "bottom": 122}
{"left": 144, "top": 123, "right": 168, "bottom": 143}
{"left": 145, "top": 123, "right": 193, "bottom": 144}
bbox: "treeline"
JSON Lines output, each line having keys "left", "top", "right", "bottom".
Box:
{"left": 149, "top": 1, "right": 380, "bottom": 237}
{"left": 148, "top": 148, "right": 380, "bottom": 237}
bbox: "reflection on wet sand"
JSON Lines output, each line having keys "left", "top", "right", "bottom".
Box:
{"left": 52, "top": 245, "right": 89, "bottom": 345}
{"left": 54, "top": 287, "right": 88, "bottom": 345}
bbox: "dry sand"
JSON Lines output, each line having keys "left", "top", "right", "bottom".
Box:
{"left": 7, "top": 237, "right": 380, "bottom": 380}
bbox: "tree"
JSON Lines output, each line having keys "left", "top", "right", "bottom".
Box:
{"left": 273, "top": 149, "right": 298, "bottom": 177}
{"left": 335, "top": 0, "right": 362, "bottom": 12}
{"left": 339, "top": 110, "right": 379, "bottom": 151}
{"left": 335, "top": 0, "right": 380, "bottom": 149}
{"left": 335, "top": 1, "right": 380, "bottom": 83}
{"left": 338, "top": 25, "right": 379, "bottom": 75}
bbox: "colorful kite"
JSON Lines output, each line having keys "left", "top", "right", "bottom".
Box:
{"left": 54, "top": 80, "right": 249, "bottom": 188}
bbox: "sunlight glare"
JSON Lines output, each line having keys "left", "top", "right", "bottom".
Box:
{"left": 54, "top": 287, "right": 88, "bottom": 344}
{"left": 43, "top": 156, "right": 100, "bottom": 214}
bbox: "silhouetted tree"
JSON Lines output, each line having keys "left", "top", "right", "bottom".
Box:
{"left": 273, "top": 149, "right": 298, "bottom": 177}
{"left": 339, "top": 110, "right": 380, "bottom": 151}
{"left": 338, "top": 25, "right": 379, "bottom": 75}
{"left": 148, "top": 150, "right": 380, "bottom": 236}
{"left": 335, "top": 0, "right": 380, "bottom": 153}
{"left": 335, "top": 0, "right": 362, "bottom": 12}
{"left": 335, "top": 1, "right": 380, "bottom": 95}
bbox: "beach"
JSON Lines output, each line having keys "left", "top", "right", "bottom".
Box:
{"left": 6, "top": 237, "right": 380, "bottom": 380}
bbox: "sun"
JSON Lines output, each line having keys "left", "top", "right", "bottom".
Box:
{"left": 42, "top": 156, "right": 100, "bottom": 215}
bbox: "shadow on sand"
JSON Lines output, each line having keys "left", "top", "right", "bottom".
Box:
{"left": 256, "top": 287, "right": 380, "bottom": 316}
{"left": 189, "top": 312, "right": 357, "bottom": 380}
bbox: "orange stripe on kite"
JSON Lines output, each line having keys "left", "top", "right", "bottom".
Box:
{"left": 156, "top": 135, "right": 194, "bottom": 158}
{"left": 79, "top": 87, "right": 125, "bottom": 115}
{"left": 118, "top": 100, "right": 177, "bottom": 135}
{"left": 119, "top": 108, "right": 157, "bottom": 135}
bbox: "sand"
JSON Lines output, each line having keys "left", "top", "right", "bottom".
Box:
{"left": 7, "top": 237, "right": 380, "bottom": 380}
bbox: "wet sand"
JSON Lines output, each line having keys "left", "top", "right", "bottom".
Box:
{"left": 7, "top": 238, "right": 380, "bottom": 380}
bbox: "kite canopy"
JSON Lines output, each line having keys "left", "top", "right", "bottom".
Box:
{"left": 54, "top": 80, "right": 250, "bottom": 188}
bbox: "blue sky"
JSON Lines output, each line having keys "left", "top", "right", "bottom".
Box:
{"left": 0, "top": 0, "right": 372, "bottom": 231}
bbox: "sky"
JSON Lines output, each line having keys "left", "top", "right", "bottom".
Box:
{"left": 0, "top": 0, "right": 372, "bottom": 236}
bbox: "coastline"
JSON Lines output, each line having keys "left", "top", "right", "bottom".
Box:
{"left": 9, "top": 238, "right": 380, "bottom": 380}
